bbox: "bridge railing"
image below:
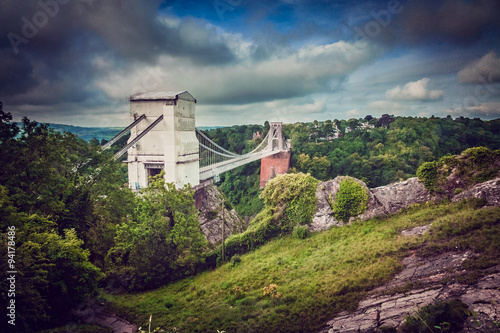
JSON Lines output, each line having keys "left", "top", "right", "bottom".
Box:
{"left": 195, "top": 129, "right": 271, "bottom": 169}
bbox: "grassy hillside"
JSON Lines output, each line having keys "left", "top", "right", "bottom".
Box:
{"left": 104, "top": 200, "right": 500, "bottom": 332}
{"left": 46, "top": 123, "right": 124, "bottom": 142}
{"left": 45, "top": 124, "right": 224, "bottom": 142}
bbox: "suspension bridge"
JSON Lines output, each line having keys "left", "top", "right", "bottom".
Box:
{"left": 105, "top": 91, "right": 290, "bottom": 190}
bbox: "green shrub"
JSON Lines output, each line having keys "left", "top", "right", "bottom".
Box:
{"left": 402, "top": 299, "right": 469, "bottom": 333}
{"left": 213, "top": 173, "right": 319, "bottom": 263}
{"left": 416, "top": 161, "right": 439, "bottom": 191}
{"left": 293, "top": 225, "right": 310, "bottom": 239}
{"left": 462, "top": 146, "right": 495, "bottom": 165}
{"left": 332, "top": 177, "right": 369, "bottom": 222}
{"left": 260, "top": 173, "right": 319, "bottom": 232}
{"left": 230, "top": 254, "right": 242, "bottom": 267}
{"left": 418, "top": 147, "right": 500, "bottom": 194}
{"left": 164, "top": 298, "right": 175, "bottom": 309}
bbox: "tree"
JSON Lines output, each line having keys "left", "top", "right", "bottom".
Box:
{"left": 347, "top": 118, "right": 361, "bottom": 132}
{"left": 0, "top": 102, "right": 19, "bottom": 143}
{"left": 106, "top": 174, "right": 207, "bottom": 291}
{"left": 376, "top": 114, "right": 395, "bottom": 128}
{"left": 323, "top": 120, "right": 335, "bottom": 140}
{"left": 0, "top": 197, "right": 101, "bottom": 331}
{"left": 331, "top": 177, "right": 369, "bottom": 222}
{"left": 0, "top": 113, "right": 132, "bottom": 330}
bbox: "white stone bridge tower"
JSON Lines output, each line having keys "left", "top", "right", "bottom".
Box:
{"left": 126, "top": 91, "right": 199, "bottom": 190}
{"left": 107, "top": 91, "right": 289, "bottom": 190}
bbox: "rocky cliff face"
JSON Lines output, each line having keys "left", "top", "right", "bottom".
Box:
{"left": 310, "top": 177, "right": 431, "bottom": 232}
{"left": 452, "top": 177, "right": 500, "bottom": 206}
{"left": 320, "top": 248, "right": 500, "bottom": 332}
{"left": 314, "top": 175, "right": 500, "bottom": 332}
{"left": 310, "top": 176, "right": 500, "bottom": 232}
{"left": 196, "top": 185, "right": 246, "bottom": 245}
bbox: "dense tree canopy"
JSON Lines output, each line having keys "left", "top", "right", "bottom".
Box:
{"left": 0, "top": 105, "right": 207, "bottom": 330}
{"left": 204, "top": 116, "right": 500, "bottom": 219}
{"left": 106, "top": 174, "right": 207, "bottom": 291}
{"left": 287, "top": 116, "right": 500, "bottom": 187}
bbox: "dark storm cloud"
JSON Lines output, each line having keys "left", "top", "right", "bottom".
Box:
{"left": 332, "top": 0, "right": 500, "bottom": 47}
{"left": 398, "top": 0, "right": 500, "bottom": 45}
{"left": 457, "top": 51, "right": 500, "bottom": 84}
{"left": 0, "top": 0, "right": 237, "bottom": 108}
{"left": 1, "top": 0, "right": 235, "bottom": 62}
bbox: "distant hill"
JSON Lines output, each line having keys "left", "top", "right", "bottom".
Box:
{"left": 197, "top": 126, "right": 226, "bottom": 131}
{"left": 44, "top": 123, "right": 123, "bottom": 142}
{"left": 45, "top": 123, "right": 224, "bottom": 142}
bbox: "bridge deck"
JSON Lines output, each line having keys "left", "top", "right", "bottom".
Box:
{"left": 199, "top": 149, "right": 281, "bottom": 180}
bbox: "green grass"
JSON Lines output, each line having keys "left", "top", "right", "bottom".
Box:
{"left": 104, "top": 202, "right": 500, "bottom": 332}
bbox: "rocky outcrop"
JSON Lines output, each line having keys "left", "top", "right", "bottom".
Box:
{"left": 311, "top": 175, "right": 500, "bottom": 233}
{"left": 196, "top": 184, "right": 246, "bottom": 245}
{"left": 310, "top": 177, "right": 432, "bottom": 232}
{"left": 310, "top": 176, "right": 359, "bottom": 231}
{"left": 452, "top": 177, "right": 500, "bottom": 206}
{"left": 320, "top": 246, "right": 500, "bottom": 332}
{"left": 359, "top": 177, "right": 431, "bottom": 220}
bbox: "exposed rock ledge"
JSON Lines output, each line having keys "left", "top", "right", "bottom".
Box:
{"left": 196, "top": 184, "right": 246, "bottom": 245}
{"left": 311, "top": 177, "right": 431, "bottom": 232}
{"left": 320, "top": 248, "right": 500, "bottom": 332}
{"left": 311, "top": 176, "right": 500, "bottom": 232}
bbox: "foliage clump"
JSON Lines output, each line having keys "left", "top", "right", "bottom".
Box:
{"left": 416, "top": 161, "right": 439, "bottom": 191}
{"left": 211, "top": 173, "right": 318, "bottom": 264}
{"left": 402, "top": 298, "right": 469, "bottom": 332}
{"left": 331, "top": 177, "right": 369, "bottom": 222}
{"left": 416, "top": 147, "right": 500, "bottom": 194}
{"left": 260, "top": 173, "right": 319, "bottom": 232}
{"left": 106, "top": 173, "right": 207, "bottom": 291}
{"left": 293, "top": 225, "right": 310, "bottom": 239}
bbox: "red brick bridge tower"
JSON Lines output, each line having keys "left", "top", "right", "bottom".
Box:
{"left": 260, "top": 122, "right": 291, "bottom": 187}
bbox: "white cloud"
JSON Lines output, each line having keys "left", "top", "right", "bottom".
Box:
{"left": 346, "top": 109, "right": 360, "bottom": 117}
{"left": 385, "top": 78, "right": 443, "bottom": 101}
{"left": 94, "top": 38, "right": 380, "bottom": 107}
{"left": 457, "top": 51, "right": 500, "bottom": 84}
{"left": 367, "top": 100, "right": 405, "bottom": 113}
{"left": 446, "top": 102, "right": 500, "bottom": 118}
{"left": 196, "top": 97, "right": 327, "bottom": 126}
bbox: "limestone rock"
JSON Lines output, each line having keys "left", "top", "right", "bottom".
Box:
{"left": 311, "top": 177, "right": 431, "bottom": 232}
{"left": 360, "top": 177, "right": 431, "bottom": 220}
{"left": 320, "top": 250, "right": 500, "bottom": 333}
{"left": 195, "top": 185, "right": 246, "bottom": 245}
{"left": 310, "top": 176, "right": 369, "bottom": 232}
{"left": 312, "top": 175, "right": 500, "bottom": 233}
{"left": 452, "top": 177, "right": 500, "bottom": 206}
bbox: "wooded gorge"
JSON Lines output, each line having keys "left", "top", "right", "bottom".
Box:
{"left": 212, "top": 116, "right": 500, "bottom": 218}
{"left": 1, "top": 101, "right": 500, "bottom": 331}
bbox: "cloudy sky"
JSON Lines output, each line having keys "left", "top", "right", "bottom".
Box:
{"left": 1, "top": 0, "right": 500, "bottom": 127}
